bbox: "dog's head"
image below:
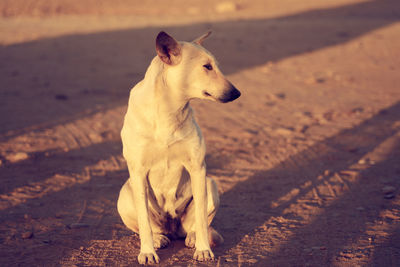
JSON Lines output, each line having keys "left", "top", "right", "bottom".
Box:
{"left": 155, "top": 31, "right": 241, "bottom": 103}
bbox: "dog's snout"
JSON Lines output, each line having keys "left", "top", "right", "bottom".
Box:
{"left": 219, "top": 83, "right": 241, "bottom": 103}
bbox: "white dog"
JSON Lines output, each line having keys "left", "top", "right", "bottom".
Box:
{"left": 117, "top": 31, "right": 240, "bottom": 264}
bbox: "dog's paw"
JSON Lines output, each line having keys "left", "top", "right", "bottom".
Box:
{"left": 193, "top": 249, "right": 215, "bottom": 261}
{"left": 185, "top": 232, "right": 195, "bottom": 248}
{"left": 209, "top": 227, "right": 224, "bottom": 247}
{"left": 153, "top": 234, "right": 170, "bottom": 249}
{"left": 138, "top": 252, "right": 160, "bottom": 265}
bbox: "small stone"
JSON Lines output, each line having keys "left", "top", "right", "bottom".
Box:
{"left": 275, "top": 93, "right": 286, "bottom": 99}
{"left": 275, "top": 127, "right": 294, "bottom": 136}
{"left": 347, "top": 147, "right": 359, "bottom": 153}
{"left": 247, "top": 258, "right": 257, "bottom": 264}
{"left": 215, "top": 2, "right": 238, "bottom": 13}
{"left": 89, "top": 133, "right": 102, "bottom": 142}
{"left": 351, "top": 107, "right": 364, "bottom": 113}
{"left": 382, "top": 186, "right": 395, "bottom": 194}
{"left": 324, "top": 170, "right": 331, "bottom": 176}
{"left": 358, "top": 159, "right": 367, "bottom": 165}
{"left": 21, "top": 231, "right": 34, "bottom": 239}
{"left": 384, "top": 193, "right": 395, "bottom": 199}
{"left": 356, "top": 207, "right": 365, "bottom": 211}
{"left": 295, "top": 125, "right": 309, "bottom": 133}
{"left": 340, "top": 170, "right": 359, "bottom": 176}
{"left": 357, "top": 158, "right": 375, "bottom": 165}
{"left": 6, "top": 152, "right": 29, "bottom": 163}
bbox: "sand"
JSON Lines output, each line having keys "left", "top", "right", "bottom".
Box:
{"left": 1, "top": 0, "right": 400, "bottom": 266}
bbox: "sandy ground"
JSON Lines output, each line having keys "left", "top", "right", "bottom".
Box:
{"left": 1, "top": 0, "right": 400, "bottom": 266}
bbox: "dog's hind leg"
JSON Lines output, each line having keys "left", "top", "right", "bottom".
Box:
{"left": 118, "top": 178, "right": 172, "bottom": 251}
{"left": 117, "top": 179, "right": 139, "bottom": 233}
{"left": 181, "top": 177, "right": 224, "bottom": 248}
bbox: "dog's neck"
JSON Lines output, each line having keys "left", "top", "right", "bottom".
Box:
{"left": 143, "top": 58, "right": 194, "bottom": 143}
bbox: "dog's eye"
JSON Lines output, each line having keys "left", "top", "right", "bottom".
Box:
{"left": 203, "top": 63, "right": 213, "bottom": 71}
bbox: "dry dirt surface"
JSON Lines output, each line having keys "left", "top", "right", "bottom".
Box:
{"left": 1, "top": 0, "right": 400, "bottom": 266}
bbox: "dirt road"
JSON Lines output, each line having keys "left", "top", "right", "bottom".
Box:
{"left": 1, "top": 0, "right": 400, "bottom": 266}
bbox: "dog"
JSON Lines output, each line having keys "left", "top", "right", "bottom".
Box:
{"left": 117, "top": 31, "right": 241, "bottom": 264}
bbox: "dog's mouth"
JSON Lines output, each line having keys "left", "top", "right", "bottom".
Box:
{"left": 203, "top": 91, "right": 212, "bottom": 97}
{"left": 203, "top": 90, "right": 218, "bottom": 101}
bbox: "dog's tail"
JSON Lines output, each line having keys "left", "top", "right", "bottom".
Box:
{"left": 209, "top": 226, "right": 224, "bottom": 247}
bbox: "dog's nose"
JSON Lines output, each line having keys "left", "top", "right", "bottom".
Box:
{"left": 219, "top": 84, "right": 241, "bottom": 103}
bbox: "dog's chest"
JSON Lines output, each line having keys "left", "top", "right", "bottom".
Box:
{"left": 147, "top": 146, "right": 191, "bottom": 215}
{"left": 149, "top": 155, "right": 183, "bottom": 188}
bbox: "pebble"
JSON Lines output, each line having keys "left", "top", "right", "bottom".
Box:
{"left": 295, "top": 125, "right": 309, "bottom": 133}
{"left": 275, "top": 93, "right": 286, "bottom": 99}
{"left": 274, "top": 127, "right": 294, "bottom": 136}
{"left": 358, "top": 158, "right": 376, "bottom": 165}
{"left": 305, "top": 77, "right": 319, "bottom": 84}
{"left": 351, "top": 107, "right": 364, "bottom": 114}
{"left": 358, "top": 159, "right": 367, "bottom": 165}
{"left": 356, "top": 206, "right": 365, "bottom": 211}
{"left": 21, "top": 231, "right": 34, "bottom": 239}
{"left": 384, "top": 193, "right": 395, "bottom": 199}
{"left": 382, "top": 186, "right": 395, "bottom": 194}
{"left": 347, "top": 147, "right": 359, "bottom": 153}
{"left": 324, "top": 170, "right": 331, "bottom": 176}
{"left": 215, "top": 2, "right": 238, "bottom": 13}
{"left": 6, "top": 152, "right": 29, "bottom": 163}
{"left": 247, "top": 258, "right": 257, "bottom": 264}
{"left": 340, "top": 170, "right": 359, "bottom": 176}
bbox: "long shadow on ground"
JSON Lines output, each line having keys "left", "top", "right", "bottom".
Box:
{"left": 1, "top": 0, "right": 398, "bottom": 136}
{"left": 214, "top": 101, "right": 400, "bottom": 265}
{"left": 0, "top": 1, "right": 399, "bottom": 265}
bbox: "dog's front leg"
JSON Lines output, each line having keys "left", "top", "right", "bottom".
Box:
{"left": 189, "top": 163, "right": 214, "bottom": 261}
{"left": 128, "top": 164, "right": 159, "bottom": 264}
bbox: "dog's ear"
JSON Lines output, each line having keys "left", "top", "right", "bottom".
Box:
{"left": 156, "top": 31, "right": 182, "bottom": 65}
{"left": 193, "top": 31, "right": 212, "bottom": 45}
